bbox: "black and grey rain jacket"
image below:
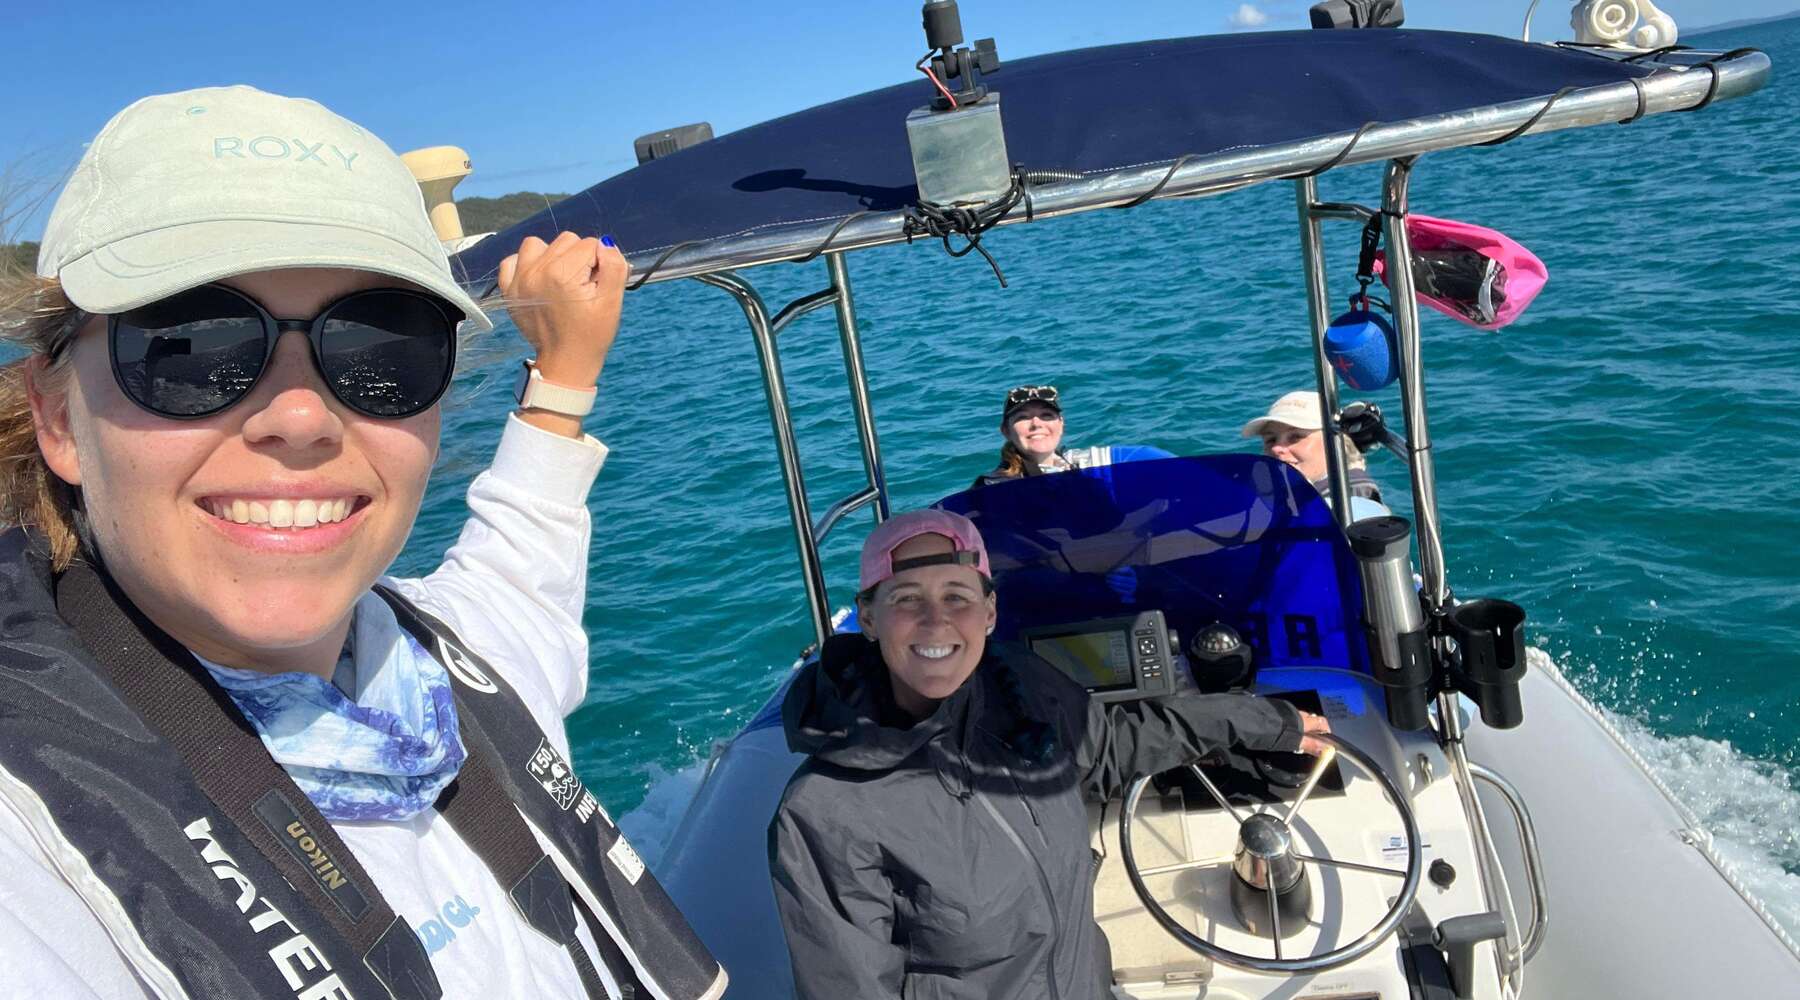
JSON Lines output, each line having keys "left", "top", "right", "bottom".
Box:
{"left": 769, "top": 634, "right": 1302, "bottom": 1000}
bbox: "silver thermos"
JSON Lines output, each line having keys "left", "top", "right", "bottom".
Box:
{"left": 1345, "top": 515, "right": 1433, "bottom": 730}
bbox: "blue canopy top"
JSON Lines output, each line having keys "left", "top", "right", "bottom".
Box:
{"left": 451, "top": 29, "right": 1733, "bottom": 289}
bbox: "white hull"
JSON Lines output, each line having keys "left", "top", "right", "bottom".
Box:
{"left": 1464, "top": 650, "right": 1799, "bottom": 992}
{"left": 654, "top": 653, "right": 1800, "bottom": 997}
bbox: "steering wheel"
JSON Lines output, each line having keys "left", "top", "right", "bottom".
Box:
{"left": 1117, "top": 732, "right": 1423, "bottom": 974}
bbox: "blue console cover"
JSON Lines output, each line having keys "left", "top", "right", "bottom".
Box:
{"left": 938, "top": 455, "right": 1369, "bottom": 673}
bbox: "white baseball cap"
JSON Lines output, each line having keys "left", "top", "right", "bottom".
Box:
{"left": 37, "top": 85, "right": 490, "bottom": 331}
{"left": 1241, "top": 390, "right": 1325, "bottom": 438}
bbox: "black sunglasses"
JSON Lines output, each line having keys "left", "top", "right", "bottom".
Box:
{"left": 106, "top": 283, "right": 460, "bottom": 420}
{"left": 1005, "top": 384, "right": 1059, "bottom": 408}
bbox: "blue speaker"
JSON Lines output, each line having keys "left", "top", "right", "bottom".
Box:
{"left": 1325, "top": 306, "right": 1398, "bottom": 389}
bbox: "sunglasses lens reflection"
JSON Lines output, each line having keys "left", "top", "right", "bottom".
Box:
{"left": 318, "top": 292, "right": 456, "bottom": 417}
{"left": 112, "top": 286, "right": 268, "bottom": 417}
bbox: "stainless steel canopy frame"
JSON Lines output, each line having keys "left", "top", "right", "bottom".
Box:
{"left": 1294, "top": 179, "right": 1361, "bottom": 529}
{"left": 624, "top": 47, "right": 1767, "bottom": 288}
{"left": 694, "top": 252, "right": 889, "bottom": 649}
{"left": 667, "top": 44, "right": 1767, "bottom": 654}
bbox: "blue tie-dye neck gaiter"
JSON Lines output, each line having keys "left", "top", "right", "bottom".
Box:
{"left": 198, "top": 591, "right": 467, "bottom": 822}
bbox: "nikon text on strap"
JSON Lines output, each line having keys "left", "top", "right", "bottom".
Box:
{"left": 55, "top": 559, "right": 442, "bottom": 1000}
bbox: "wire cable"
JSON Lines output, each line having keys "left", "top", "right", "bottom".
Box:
{"left": 916, "top": 52, "right": 958, "bottom": 109}
{"left": 1478, "top": 86, "right": 1576, "bottom": 146}
{"left": 1115, "top": 154, "right": 1194, "bottom": 210}
{"left": 902, "top": 170, "right": 1027, "bottom": 286}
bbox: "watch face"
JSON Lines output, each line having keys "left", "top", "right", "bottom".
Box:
{"left": 514, "top": 361, "right": 534, "bottom": 405}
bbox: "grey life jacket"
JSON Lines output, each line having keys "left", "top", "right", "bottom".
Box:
{"left": 0, "top": 530, "right": 725, "bottom": 1000}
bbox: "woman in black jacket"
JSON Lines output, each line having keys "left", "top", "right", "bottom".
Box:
{"left": 768, "top": 509, "right": 1327, "bottom": 1000}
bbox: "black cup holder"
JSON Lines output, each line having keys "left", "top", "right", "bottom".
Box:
{"left": 1445, "top": 598, "right": 1527, "bottom": 729}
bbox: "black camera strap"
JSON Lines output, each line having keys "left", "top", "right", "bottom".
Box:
{"left": 57, "top": 561, "right": 622, "bottom": 1000}
{"left": 432, "top": 711, "right": 620, "bottom": 1000}
{"left": 1354, "top": 210, "right": 1388, "bottom": 302}
{"left": 55, "top": 559, "right": 443, "bottom": 1000}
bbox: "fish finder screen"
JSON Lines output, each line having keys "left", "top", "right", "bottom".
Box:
{"left": 1030, "top": 629, "right": 1134, "bottom": 692}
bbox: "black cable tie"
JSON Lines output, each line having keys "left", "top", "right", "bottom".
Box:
{"left": 1479, "top": 86, "right": 1576, "bottom": 147}
{"left": 1299, "top": 120, "right": 1380, "bottom": 179}
{"left": 1620, "top": 77, "right": 1649, "bottom": 125}
{"left": 1116, "top": 154, "right": 1193, "bottom": 210}
{"left": 1677, "top": 49, "right": 1757, "bottom": 114}
{"left": 1684, "top": 63, "right": 1723, "bottom": 113}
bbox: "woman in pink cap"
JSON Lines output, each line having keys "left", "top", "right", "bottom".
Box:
{"left": 770, "top": 508, "right": 1327, "bottom": 1000}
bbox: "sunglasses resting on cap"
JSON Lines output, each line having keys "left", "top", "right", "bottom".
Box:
{"left": 1002, "top": 384, "right": 1060, "bottom": 421}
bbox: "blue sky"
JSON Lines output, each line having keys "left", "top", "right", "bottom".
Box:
{"left": 3, "top": 1, "right": 1792, "bottom": 240}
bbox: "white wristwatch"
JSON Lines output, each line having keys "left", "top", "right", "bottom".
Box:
{"left": 513, "top": 360, "right": 597, "bottom": 417}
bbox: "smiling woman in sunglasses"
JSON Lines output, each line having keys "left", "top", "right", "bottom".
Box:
{"left": 0, "top": 87, "right": 721, "bottom": 1000}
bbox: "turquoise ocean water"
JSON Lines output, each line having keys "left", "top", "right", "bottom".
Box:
{"left": 398, "top": 20, "right": 1800, "bottom": 931}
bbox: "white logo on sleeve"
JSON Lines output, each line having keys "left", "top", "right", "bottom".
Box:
{"left": 575, "top": 790, "right": 606, "bottom": 825}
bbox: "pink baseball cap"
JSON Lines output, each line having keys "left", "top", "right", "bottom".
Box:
{"left": 858, "top": 509, "right": 991, "bottom": 595}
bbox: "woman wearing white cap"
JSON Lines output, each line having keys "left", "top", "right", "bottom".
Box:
{"left": 0, "top": 87, "right": 722, "bottom": 1000}
{"left": 771, "top": 509, "right": 1328, "bottom": 1000}
{"left": 1243, "top": 389, "right": 1386, "bottom": 519}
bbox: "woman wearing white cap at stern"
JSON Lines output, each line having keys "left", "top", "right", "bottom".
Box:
{"left": 0, "top": 86, "right": 723, "bottom": 1000}
{"left": 1243, "top": 389, "right": 1387, "bottom": 520}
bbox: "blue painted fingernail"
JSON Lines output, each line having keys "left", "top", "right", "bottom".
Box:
{"left": 601, "top": 234, "right": 616, "bottom": 247}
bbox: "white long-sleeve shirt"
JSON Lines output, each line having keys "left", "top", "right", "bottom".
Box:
{"left": 0, "top": 414, "right": 614, "bottom": 1000}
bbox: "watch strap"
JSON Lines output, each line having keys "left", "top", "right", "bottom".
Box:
{"left": 515, "top": 362, "right": 597, "bottom": 417}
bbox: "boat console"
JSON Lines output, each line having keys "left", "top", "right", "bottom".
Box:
{"left": 1094, "top": 667, "right": 1503, "bottom": 998}
{"left": 940, "top": 457, "right": 1529, "bottom": 998}
{"left": 1022, "top": 611, "right": 1179, "bottom": 703}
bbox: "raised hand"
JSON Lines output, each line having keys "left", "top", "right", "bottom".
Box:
{"left": 496, "top": 232, "right": 628, "bottom": 436}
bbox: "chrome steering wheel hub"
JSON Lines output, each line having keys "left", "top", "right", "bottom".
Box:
{"left": 1118, "top": 732, "right": 1424, "bottom": 975}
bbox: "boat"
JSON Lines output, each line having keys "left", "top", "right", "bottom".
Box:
{"left": 447, "top": 3, "right": 1799, "bottom": 996}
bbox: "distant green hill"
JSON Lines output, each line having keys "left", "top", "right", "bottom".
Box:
{"left": 455, "top": 192, "right": 570, "bottom": 235}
